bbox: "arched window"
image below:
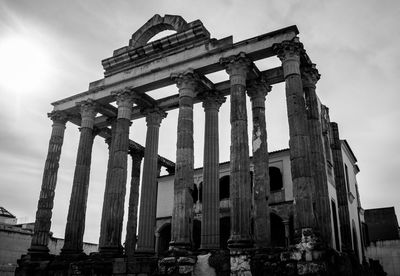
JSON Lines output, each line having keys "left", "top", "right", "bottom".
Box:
{"left": 219, "top": 175, "right": 230, "bottom": 200}
{"left": 269, "top": 167, "right": 283, "bottom": 191}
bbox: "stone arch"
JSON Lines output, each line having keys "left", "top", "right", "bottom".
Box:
{"left": 129, "top": 14, "right": 188, "bottom": 48}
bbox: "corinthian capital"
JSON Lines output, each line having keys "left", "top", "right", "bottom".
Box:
{"left": 247, "top": 78, "right": 271, "bottom": 101}
{"left": 111, "top": 88, "right": 134, "bottom": 119}
{"left": 220, "top": 52, "right": 252, "bottom": 78}
{"left": 76, "top": 99, "right": 97, "bottom": 128}
{"left": 301, "top": 64, "right": 320, "bottom": 88}
{"left": 199, "top": 90, "right": 226, "bottom": 111}
{"left": 273, "top": 38, "right": 304, "bottom": 62}
{"left": 143, "top": 108, "right": 168, "bottom": 127}
{"left": 47, "top": 110, "right": 69, "bottom": 125}
{"left": 171, "top": 69, "right": 200, "bottom": 97}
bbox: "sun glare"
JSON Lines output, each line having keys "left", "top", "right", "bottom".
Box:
{"left": 0, "top": 36, "right": 51, "bottom": 94}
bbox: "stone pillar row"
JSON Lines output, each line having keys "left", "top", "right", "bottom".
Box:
{"left": 30, "top": 56, "right": 282, "bottom": 259}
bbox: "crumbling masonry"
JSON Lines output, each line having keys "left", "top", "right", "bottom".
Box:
{"left": 16, "top": 14, "right": 366, "bottom": 276}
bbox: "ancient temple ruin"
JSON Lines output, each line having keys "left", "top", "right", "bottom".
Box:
{"left": 17, "top": 14, "right": 370, "bottom": 275}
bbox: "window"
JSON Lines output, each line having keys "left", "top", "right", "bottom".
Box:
{"left": 269, "top": 167, "right": 283, "bottom": 191}
{"left": 219, "top": 175, "right": 230, "bottom": 200}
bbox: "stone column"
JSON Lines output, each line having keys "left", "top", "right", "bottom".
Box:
{"left": 330, "top": 122, "right": 352, "bottom": 251}
{"left": 61, "top": 100, "right": 97, "bottom": 255}
{"left": 29, "top": 111, "right": 68, "bottom": 255}
{"left": 273, "top": 39, "right": 315, "bottom": 235}
{"left": 220, "top": 53, "right": 252, "bottom": 249}
{"left": 99, "top": 89, "right": 133, "bottom": 256}
{"left": 99, "top": 119, "right": 117, "bottom": 249}
{"left": 302, "top": 64, "right": 332, "bottom": 245}
{"left": 170, "top": 69, "right": 198, "bottom": 250}
{"left": 247, "top": 79, "right": 271, "bottom": 248}
{"left": 283, "top": 220, "right": 290, "bottom": 247}
{"left": 125, "top": 149, "right": 144, "bottom": 258}
{"left": 136, "top": 110, "right": 167, "bottom": 254}
{"left": 200, "top": 91, "right": 225, "bottom": 250}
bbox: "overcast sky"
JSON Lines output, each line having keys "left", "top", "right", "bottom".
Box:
{"left": 0, "top": 0, "right": 399, "bottom": 244}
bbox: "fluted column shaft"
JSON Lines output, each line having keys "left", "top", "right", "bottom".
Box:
{"left": 136, "top": 110, "right": 166, "bottom": 254}
{"left": 221, "top": 53, "right": 252, "bottom": 249}
{"left": 302, "top": 65, "right": 332, "bottom": 245}
{"left": 125, "top": 150, "right": 143, "bottom": 258}
{"left": 62, "top": 100, "right": 97, "bottom": 254}
{"left": 200, "top": 92, "right": 225, "bottom": 250}
{"left": 170, "top": 70, "right": 198, "bottom": 249}
{"left": 99, "top": 119, "right": 117, "bottom": 248}
{"left": 29, "top": 111, "right": 68, "bottom": 254}
{"left": 331, "top": 122, "right": 352, "bottom": 250}
{"left": 247, "top": 80, "right": 271, "bottom": 248}
{"left": 99, "top": 90, "right": 133, "bottom": 255}
{"left": 274, "top": 40, "right": 314, "bottom": 232}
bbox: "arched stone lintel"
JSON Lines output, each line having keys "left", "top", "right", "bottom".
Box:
{"left": 129, "top": 14, "right": 189, "bottom": 48}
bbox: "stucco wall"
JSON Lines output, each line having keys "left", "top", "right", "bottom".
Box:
{"left": 366, "top": 240, "right": 400, "bottom": 276}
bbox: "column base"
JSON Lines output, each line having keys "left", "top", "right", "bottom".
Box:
{"left": 99, "top": 246, "right": 124, "bottom": 258}
{"left": 227, "top": 237, "right": 253, "bottom": 249}
{"left": 27, "top": 245, "right": 50, "bottom": 258}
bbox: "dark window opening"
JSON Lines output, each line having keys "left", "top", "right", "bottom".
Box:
{"left": 220, "top": 217, "right": 230, "bottom": 249}
{"left": 219, "top": 175, "right": 230, "bottom": 200}
{"left": 269, "top": 167, "right": 283, "bottom": 191}
{"left": 270, "top": 213, "right": 285, "bottom": 247}
{"left": 191, "top": 183, "right": 198, "bottom": 203}
{"left": 157, "top": 223, "right": 171, "bottom": 256}
{"left": 198, "top": 182, "right": 203, "bottom": 203}
{"left": 193, "top": 219, "right": 201, "bottom": 250}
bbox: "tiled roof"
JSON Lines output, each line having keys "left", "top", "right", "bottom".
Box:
{"left": 0, "top": 206, "right": 16, "bottom": 218}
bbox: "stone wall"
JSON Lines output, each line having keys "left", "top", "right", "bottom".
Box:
{"left": 0, "top": 223, "right": 98, "bottom": 275}
{"left": 366, "top": 240, "right": 400, "bottom": 276}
